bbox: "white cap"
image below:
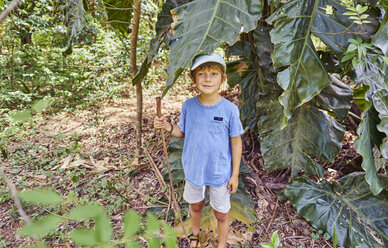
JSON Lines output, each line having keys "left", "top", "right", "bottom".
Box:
{"left": 190, "top": 52, "right": 226, "bottom": 73}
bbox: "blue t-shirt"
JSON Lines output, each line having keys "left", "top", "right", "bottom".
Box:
{"left": 177, "top": 96, "right": 244, "bottom": 188}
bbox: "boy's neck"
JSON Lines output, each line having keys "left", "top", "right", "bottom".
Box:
{"left": 197, "top": 93, "right": 222, "bottom": 106}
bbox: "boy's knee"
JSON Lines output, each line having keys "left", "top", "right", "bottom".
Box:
{"left": 213, "top": 210, "right": 229, "bottom": 222}
{"left": 191, "top": 200, "right": 205, "bottom": 212}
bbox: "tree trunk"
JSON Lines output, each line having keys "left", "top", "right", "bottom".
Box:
{"left": 0, "top": 0, "right": 22, "bottom": 24}
{"left": 21, "top": 32, "right": 32, "bottom": 46}
{"left": 130, "top": 0, "right": 142, "bottom": 159}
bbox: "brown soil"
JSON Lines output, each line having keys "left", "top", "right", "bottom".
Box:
{"left": 0, "top": 84, "right": 355, "bottom": 247}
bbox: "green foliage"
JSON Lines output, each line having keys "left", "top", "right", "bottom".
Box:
{"left": 103, "top": 0, "right": 133, "bottom": 35}
{"left": 17, "top": 189, "right": 178, "bottom": 247}
{"left": 343, "top": 4, "right": 371, "bottom": 25}
{"left": 341, "top": 37, "right": 372, "bottom": 69}
{"left": 18, "top": 189, "right": 62, "bottom": 206}
{"left": 267, "top": 0, "right": 332, "bottom": 127}
{"left": 280, "top": 172, "right": 388, "bottom": 247}
{"left": 260, "top": 230, "right": 286, "bottom": 248}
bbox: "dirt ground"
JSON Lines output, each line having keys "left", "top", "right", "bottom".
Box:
{"left": 0, "top": 84, "right": 352, "bottom": 247}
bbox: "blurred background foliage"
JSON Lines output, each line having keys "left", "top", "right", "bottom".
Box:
{"left": 0, "top": 0, "right": 167, "bottom": 118}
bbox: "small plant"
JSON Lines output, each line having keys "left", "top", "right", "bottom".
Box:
{"left": 260, "top": 230, "right": 286, "bottom": 248}
{"left": 17, "top": 189, "right": 178, "bottom": 247}
{"left": 341, "top": 37, "right": 372, "bottom": 69}
{"left": 343, "top": 4, "right": 371, "bottom": 25}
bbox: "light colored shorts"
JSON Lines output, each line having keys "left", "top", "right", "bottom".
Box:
{"left": 183, "top": 182, "right": 231, "bottom": 213}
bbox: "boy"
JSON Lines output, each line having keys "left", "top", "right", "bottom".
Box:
{"left": 154, "top": 52, "right": 244, "bottom": 248}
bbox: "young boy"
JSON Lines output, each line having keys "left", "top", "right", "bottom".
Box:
{"left": 154, "top": 52, "right": 244, "bottom": 248}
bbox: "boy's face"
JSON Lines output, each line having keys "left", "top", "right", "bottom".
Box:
{"left": 191, "top": 65, "right": 226, "bottom": 96}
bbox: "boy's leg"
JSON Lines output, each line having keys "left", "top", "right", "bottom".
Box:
{"left": 213, "top": 210, "right": 229, "bottom": 248}
{"left": 190, "top": 200, "right": 205, "bottom": 244}
{"left": 208, "top": 184, "right": 231, "bottom": 248}
{"left": 183, "top": 182, "right": 206, "bottom": 247}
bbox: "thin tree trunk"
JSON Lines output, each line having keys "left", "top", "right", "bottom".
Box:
{"left": 130, "top": 0, "right": 142, "bottom": 159}
{"left": 0, "top": 0, "right": 22, "bottom": 24}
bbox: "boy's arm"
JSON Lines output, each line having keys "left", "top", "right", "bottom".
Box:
{"left": 228, "top": 135, "right": 242, "bottom": 194}
{"left": 170, "top": 123, "right": 185, "bottom": 138}
{"left": 154, "top": 116, "right": 184, "bottom": 138}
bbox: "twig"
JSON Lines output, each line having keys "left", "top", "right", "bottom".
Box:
{"left": 0, "top": 165, "right": 31, "bottom": 224}
{"left": 283, "top": 236, "right": 308, "bottom": 240}
{"left": 265, "top": 198, "right": 278, "bottom": 235}
{"left": 145, "top": 149, "right": 167, "bottom": 189}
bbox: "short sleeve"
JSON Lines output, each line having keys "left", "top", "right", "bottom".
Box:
{"left": 177, "top": 102, "right": 186, "bottom": 133}
{"left": 229, "top": 106, "right": 244, "bottom": 137}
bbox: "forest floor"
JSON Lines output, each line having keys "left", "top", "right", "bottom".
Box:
{"left": 0, "top": 83, "right": 360, "bottom": 247}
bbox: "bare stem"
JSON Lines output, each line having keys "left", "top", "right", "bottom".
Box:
{"left": 0, "top": 164, "right": 31, "bottom": 224}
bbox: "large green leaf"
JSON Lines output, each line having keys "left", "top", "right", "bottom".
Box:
{"left": 281, "top": 172, "right": 388, "bottom": 248}
{"left": 103, "top": 0, "right": 132, "bottom": 35}
{"left": 19, "top": 215, "right": 62, "bottom": 237}
{"left": 257, "top": 88, "right": 345, "bottom": 177}
{"left": 226, "top": 26, "right": 278, "bottom": 132}
{"left": 354, "top": 107, "right": 385, "bottom": 195}
{"left": 133, "top": 0, "right": 192, "bottom": 85}
{"left": 373, "top": 89, "right": 388, "bottom": 158}
{"left": 62, "top": 0, "right": 96, "bottom": 55}
{"left": 312, "top": 0, "right": 380, "bottom": 54}
{"left": 309, "top": 75, "right": 353, "bottom": 122}
{"left": 165, "top": 0, "right": 262, "bottom": 88}
{"left": 69, "top": 205, "right": 113, "bottom": 245}
{"left": 373, "top": 22, "right": 388, "bottom": 56}
{"left": 18, "top": 189, "right": 62, "bottom": 206}
{"left": 352, "top": 53, "right": 387, "bottom": 195}
{"left": 268, "top": 0, "right": 331, "bottom": 126}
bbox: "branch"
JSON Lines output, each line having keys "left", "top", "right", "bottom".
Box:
{"left": 0, "top": 164, "right": 31, "bottom": 224}
{"left": 0, "top": 0, "right": 22, "bottom": 25}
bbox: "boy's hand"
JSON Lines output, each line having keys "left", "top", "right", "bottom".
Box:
{"left": 227, "top": 174, "right": 239, "bottom": 194}
{"left": 154, "top": 116, "right": 170, "bottom": 131}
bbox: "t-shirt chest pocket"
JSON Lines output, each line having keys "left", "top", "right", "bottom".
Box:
{"left": 209, "top": 120, "right": 226, "bottom": 134}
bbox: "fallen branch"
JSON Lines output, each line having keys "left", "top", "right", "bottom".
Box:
{"left": 265, "top": 198, "right": 278, "bottom": 235}
{"left": 0, "top": 164, "right": 31, "bottom": 224}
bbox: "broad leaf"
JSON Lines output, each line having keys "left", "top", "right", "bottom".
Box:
{"left": 69, "top": 205, "right": 113, "bottom": 245}
{"left": 123, "top": 210, "right": 141, "bottom": 237}
{"left": 19, "top": 189, "right": 62, "bottom": 206}
{"left": 257, "top": 89, "right": 345, "bottom": 177}
{"left": 309, "top": 75, "right": 353, "bottom": 122}
{"left": 103, "top": 0, "right": 132, "bottom": 35}
{"left": 19, "top": 215, "right": 62, "bottom": 237}
{"left": 352, "top": 54, "right": 387, "bottom": 195}
{"left": 353, "top": 55, "right": 387, "bottom": 93}
{"left": 133, "top": 0, "right": 192, "bottom": 85}
{"left": 62, "top": 0, "right": 95, "bottom": 55}
{"left": 373, "top": 22, "right": 388, "bottom": 56}
{"left": 281, "top": 172, "right": 388, "bottom": 247}
{"left": 227, "top": 26, "right": 278, "bottom": 132}
{"left": 373, "top": 89, "right": 388, "bottom": 158}
{"left": 312, "top": 0, "right": 380, "bottom": 54}
{"left": 166, "top": 0, "right": 262, "bottom": 88}
{"left": 268, "top": 0, "right": 331, "bottom": 126}
{"left": 354, "top": 107, "right": 385, "bottom": 195}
